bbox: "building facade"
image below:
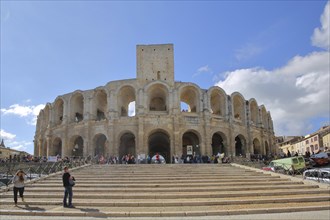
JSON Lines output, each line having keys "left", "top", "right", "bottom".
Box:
{"left": 34, "top": 44, "right": 275, "bottom": 162}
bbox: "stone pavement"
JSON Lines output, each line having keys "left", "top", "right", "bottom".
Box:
{"left": 0, "top": 164, "right": 329, "bottom": 218}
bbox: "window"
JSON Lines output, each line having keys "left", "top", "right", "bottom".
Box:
{"left": 306, "top": 140, "right": 309, "bottom": 144}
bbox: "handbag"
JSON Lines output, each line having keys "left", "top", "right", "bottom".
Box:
{"left": 69, "top": 178, "right": 75, "bottom": 187}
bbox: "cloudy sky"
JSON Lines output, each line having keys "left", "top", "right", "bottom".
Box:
{"left": 1, "top": 1, "right": 329, "bottom": 155}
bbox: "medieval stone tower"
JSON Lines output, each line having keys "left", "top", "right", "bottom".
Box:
{"left": 34, "top": 44, "right": 275, "bottom": 162}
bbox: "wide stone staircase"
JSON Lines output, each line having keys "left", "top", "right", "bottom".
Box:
{"left": 0, "top": 164, "right": 329, "bottom": 217}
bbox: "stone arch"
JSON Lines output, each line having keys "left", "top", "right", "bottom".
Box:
{"left": 40, "top": 139, "right": 47, "bottom": 156}
{"left": 249, "top": 98, "right": 259, "bottom": 126}
{"left": 118, "top": 85, "right": 136, "bottom": 116}
{"left": 182, "top": 130, "right": 201, "bottom": 156}
{"left": 208, "top": 86, "right": 227, "bottom": 117}
{"left": 235, "top": 134, "right": 246, "bottom": 156}
{"left": 146, "top": 83, "right": 169, "bottom": 112}
{"left": 93, "top": 89, "right": 107, "bottom": 120}
{"left": 148, "top": 129, "right": 171, "bottom": 163}
{"left": 93, "top": 133, "right": 107, "bottom": 157}
{"left": 231, "top": 92, "right": 246, "bottom": 123}
{"left": 53, "top": 98, "right": 64, "bottom": 126}
{"left": 261, "top": 105, "right": 269, "bottom": 130}
{"left": 253, "top": 138, "right": 262, "bottom": 155}
{"left": 265, "top": 141, "right": 270, "bottom": 156}
{"left": 70, "top": 92, "right": 84, "bottom": 123}
{"left": 42, "top": 104, "right": 51, "bottom": 129}
{"left": 69, "top": 135, "right": 84, "bottom": 157}
{"left": 119, "top": 132, "right": 136, "bottom": 160}
{"left": 211, "top": 131, "right": 228, "bottom": 155}
{"left": 52, "top": 137, "right": 62, "bottom": 156}
{"left": 180, "top": 85, "right": 200, "bottom": 113}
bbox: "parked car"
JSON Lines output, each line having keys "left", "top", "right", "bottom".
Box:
{"left": 269, "top": 156, "right": 306, "bottom": 174}
{"left": 303, "top": 168, "right": 330, "bottom": 184}
{"left": 310, "top": 152, "right": 329, "bottom": 166}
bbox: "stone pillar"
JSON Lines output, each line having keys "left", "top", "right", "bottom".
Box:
{"left": 38, "top": 139, "right": 42, "bottom": 157}
{"left": 46, "top": 136, "right": 51, "bottom": 157}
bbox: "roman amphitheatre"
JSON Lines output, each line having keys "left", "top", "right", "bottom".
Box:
{"left": 34, "top": 44, "right": 275, "bottom": 162}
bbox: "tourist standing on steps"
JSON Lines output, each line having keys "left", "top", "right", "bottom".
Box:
{"left": 13, "top": 169, "right": 27, "bottom": 206}
{"left": 62, "top": 166, "right": 75, "bottom": 208}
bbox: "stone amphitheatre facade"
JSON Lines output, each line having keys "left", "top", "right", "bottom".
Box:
{"left": 34, "top": 44, "right": 275, "bottom": 163}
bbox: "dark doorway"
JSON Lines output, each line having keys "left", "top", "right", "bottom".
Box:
{"left": 148, "top": 131, "right": 170, "bottom": 163}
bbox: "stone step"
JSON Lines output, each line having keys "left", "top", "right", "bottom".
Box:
{"left": 1, "top": 164, "right": 329, "bottom": 218}
{"left": 0, "top": 203, "right": 329, "bottom": 217}
{"left": 13, "top": 184, "right": 318, "bottom": 192}
{"left": 29, "top": 181, "right": 303, "bottom": 188}
{"left": 2, "top": 188, "right": 326, "bottom": 199}
{"left": 0, "top": 190, "right": 328, "bottom": 200}
{"left": 1, "top": 195, "right": 329, "bottom": 207}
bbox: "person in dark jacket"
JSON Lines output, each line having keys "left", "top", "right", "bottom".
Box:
{"left": 62, "top": 166, "right": 75, "bottom": 208}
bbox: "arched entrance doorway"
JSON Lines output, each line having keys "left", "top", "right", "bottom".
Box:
{"left": 119, "top": 133, "right": 135, "bottom": 160}
{"left": 265, "top": 141, "right": 270, "bottom": 156}
{"left": 182, "top": 131, "right": 200, "bottom": 156}
{"left": 93, "top": 134, "right": 107, "bottom": 157}
{"left": 253, "top": 138, "right": 261, "bottom": 155}
{"left": 71, "top": 136, "right": 84, "bottom": 157}
{"left": 211, "top": 132, "right": 227, "bottom": 155}
{"left": 235, "top": 135, "right": 246, "bottom": 156}
{"left": 52, "top": 137, "right": 62, "bottom": 156}
{"left": 148, "top": 131, "right": 171, "bottom": 163}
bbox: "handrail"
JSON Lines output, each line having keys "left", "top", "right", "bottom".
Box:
{"left": 0, "top": 157, "right": 91, "bottom": 188}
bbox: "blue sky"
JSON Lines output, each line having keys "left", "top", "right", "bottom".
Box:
{"left": 1, "top": 1, "right": 329, "bottom": 155}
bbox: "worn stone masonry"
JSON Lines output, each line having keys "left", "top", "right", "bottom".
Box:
{"left": 34, "top": 44, "right": 275, "bottom": 163}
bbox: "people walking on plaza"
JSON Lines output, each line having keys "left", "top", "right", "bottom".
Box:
{"left": 62, "top": 166, "right": 75, "bottom": 208}
{"left": 12, "top": 169, "right": 27, "bottom": 206}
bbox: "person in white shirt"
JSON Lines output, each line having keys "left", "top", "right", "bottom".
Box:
{"left": 12, "top": 170, "right": 27, "bottom": 206}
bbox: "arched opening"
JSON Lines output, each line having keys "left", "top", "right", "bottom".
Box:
{"left": 232, "top": 94, "right": 245, "bottom": 123}
{"left": 235, "top": 135, "right": 246, "bottom": 156}
{"left": 42, "top": 105, "right": 50, "bottom": 130}
{"left": 118, "top": 86, "right": 136, "bottom": 117}
{"left": 94, "top": 90, "right": 107, "bottom": 120}
{"left": 253, "top": 138, "right": 262, "bottom": 155}
{"left": 148, "top": 131, "right": 171, "bottom": 163}
{"left": 182, "top": 131, "right": 200, "bottom": 156}
{"left": 265, "top": 141, "right": 270, "bottom": 156}
{"left": 210, "top": 89, "right": 226, "bottom": 116}
{"left": 52, "top": 137, "right": 62, "bottom": 156}
{"left": 119, "top": 133, "right": 136, "bottom": 159}
{"left": 70, "top": 136, "right": 84, "bottom": 157}
{"left": 93, "top": 134, "right": 107, "bottom": 157}
{"left": 70, "top": 93, "right": 84, "bottom": 123}
{"left": 261, "top": 107, "right": 269, "bottom": 130}
{"left": 180, "top": 86, "right": 199, "bottom": 112}
{"left": 148, "top": 84, "right": 168, "bottom": 112}
{"left": 249, "top": 100, "right": 258, "bottom": 126}
{"left": 211, "top": 132, "right": 227, "bottom": 155}
{"left": 54, "top": 99, "right": 64, "bottom": 126}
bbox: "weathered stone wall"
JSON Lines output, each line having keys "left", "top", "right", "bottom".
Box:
{"left": 34, "top": 44, "right": 275, "bottom": 162}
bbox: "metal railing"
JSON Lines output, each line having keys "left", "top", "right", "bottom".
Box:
{"left": 0, "top": 157, "right": 90, "bottom": 188}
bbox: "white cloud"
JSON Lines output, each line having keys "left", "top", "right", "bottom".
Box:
{"left": 235, "top": 43, "right": 263, "bottom": 61}
{"left": 215, "top": 50, "right": 329, "bottom": 135}
{"left": 214, "top": 3, "right": 330, "bottom": 136}
{"left": 1, "top": 103, "right": 45, "bottom": 126}
{"left": 193, "top": 65, "right": 213, "bottom": 77}
{"left": 0, "top": 129, "right": 16, "bottom": 140}
{"left": 0, "top": 129, "right": 32, "bottom": 153}
{"left": 128, "top": 101, "right": 136, "bottom": 116}
{"left": 311, "top": 1, "right": 330, "bottom": 50}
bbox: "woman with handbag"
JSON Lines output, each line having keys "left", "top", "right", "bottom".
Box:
{"left": 62, "top": 166, "right": 75, "bottom": 208}
{"left": 12, "top": 169, "right": 27, "bottom": 206}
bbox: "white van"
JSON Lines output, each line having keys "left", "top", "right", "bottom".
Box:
{"left": 303, "top": 168, "right": 330, "bottom": 184}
